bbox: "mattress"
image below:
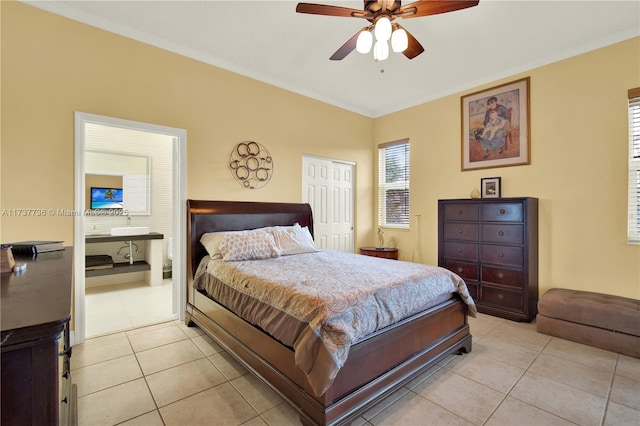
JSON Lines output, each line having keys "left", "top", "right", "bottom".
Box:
{"left": 193, "top": 249, "right": 476, "bottom": 396}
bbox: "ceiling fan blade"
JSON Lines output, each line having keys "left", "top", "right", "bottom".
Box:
{"left": 296, "top": 3, "right": 369, "bottom": 18}
{"left": 399, "top": 25, "right": 425, "bottom": 59}
{"left": 330, "top": 28, "right": 365, "bottom": 60}
{"left": 400, "top": 0, "right": 479, "bottom": 18}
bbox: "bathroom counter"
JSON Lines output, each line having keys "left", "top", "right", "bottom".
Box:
{"left": 86, "top": 232, "right": 164, "bottom": 244}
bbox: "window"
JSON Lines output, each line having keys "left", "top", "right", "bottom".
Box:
{"left": 629, "top": 88, "right": 640, "bottom": 244}
{"left": 378, "top": 139, "right": 410, "bottom": 228}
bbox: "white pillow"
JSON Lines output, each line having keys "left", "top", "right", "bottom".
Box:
{"left": 200, "top": 231, "right": 234, "bottom": 259}
{"left": 268, "top": 224, "right": 318, "bottom": 255}
{"left": 218, "top": 231, "right": 282, "bottom": 261}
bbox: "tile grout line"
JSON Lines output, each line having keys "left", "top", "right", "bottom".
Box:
{"left": 126, "top": 329, "right": 240, "bottom": 426}
{"left": 508, "top": 336, "right": 615, "bottom": 425}
{"left": 479, "top": 330, "right": 551, "bottom": 426}
{"left": 129, "top": 326, "right": 164, "bottom": 425}
{"left": 598, "top": 353, "right": 619, "bottom": 426}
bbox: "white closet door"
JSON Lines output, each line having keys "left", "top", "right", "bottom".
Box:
{"left": 302, "top": 156, "right": 354, "bottom": 252}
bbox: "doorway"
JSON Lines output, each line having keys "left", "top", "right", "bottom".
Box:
{"left": 302, "top": 155, "right": 355, "bottom": 252}
{"left": 73, "top": 112, "right": 186, "bottom": 345}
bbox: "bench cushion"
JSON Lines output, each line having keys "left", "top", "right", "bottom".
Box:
{"left": 538, "top": 288, "right": 640, "bottom": 337}
{"left": 537, "top": 288, "right": 640, "bottom": 358}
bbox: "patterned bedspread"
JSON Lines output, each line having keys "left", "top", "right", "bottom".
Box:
{"left": 194, "top": 250, "right": 476, "bottom": 396}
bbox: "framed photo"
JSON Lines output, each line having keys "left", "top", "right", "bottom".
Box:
{"left": 481, "top": 177, "right": 501, "bottom": 198}
{"left": 461, "top": 77, "right": 530, "bottom": 171}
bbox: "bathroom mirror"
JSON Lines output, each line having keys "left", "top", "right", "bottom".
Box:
{"left": 85, "top": 150, "right": 150, "bottom": 215}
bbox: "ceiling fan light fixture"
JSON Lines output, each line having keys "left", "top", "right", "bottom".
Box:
{"left": 374, "top": 16, "right": 392, "bottom": 42}
{"left": 356, "top": 30, "right": 373, "bottom": 54}
{"left": 373, "top": 40, "right": 389, "bottom": 61}
{"left": 391, "top": 28, "right": 408, "bottom": 52}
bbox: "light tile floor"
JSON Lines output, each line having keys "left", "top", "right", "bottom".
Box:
{"left": 73, "top": 313, "right": 640, "bottom": 426}
{"left": 85, "top": 278, "right": 175, "bottom": 337}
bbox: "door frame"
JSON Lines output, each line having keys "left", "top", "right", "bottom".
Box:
{"left": 73, "top": 112, "right": 187, "bottom": 345}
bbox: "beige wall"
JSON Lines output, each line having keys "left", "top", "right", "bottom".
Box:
{"left": 0, "top": 2, "right": 373, "bottom": 248}
{"left": 2, "top": 2, "right": 639, "bottom": 300}
{"left": 374, "top": 38, "right": 640, "bottom": 299}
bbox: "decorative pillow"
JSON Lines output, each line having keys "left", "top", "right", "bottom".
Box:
{"left": 269, "top": 224, "right": 318, "bottom": 255}
{"left": 218, "top": 230, "right": 282, "bottom": 261}
{"left": 200, "top": 228, "right": 270, "bottom": 259}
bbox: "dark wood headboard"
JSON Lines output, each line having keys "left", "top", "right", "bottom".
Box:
{"left": 186, "top": 200, "right": 314, "bottom": 280}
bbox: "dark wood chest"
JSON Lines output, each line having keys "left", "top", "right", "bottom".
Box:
{"left": 438, "top": 198, "right": 539, "bottom": 321}
{"left": 1, "top": 248, "right": 76, "bottom": 425}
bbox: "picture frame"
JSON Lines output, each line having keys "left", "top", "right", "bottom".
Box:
{"left": 461, "top": 77, "right": 530, "bottom": 171}
{"left": 481, "top": 177, "right": 501, "bottom": 198}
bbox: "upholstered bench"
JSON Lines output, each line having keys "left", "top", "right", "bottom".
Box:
{"left": 537, "top": 288, "right": 640, "bottom": 358}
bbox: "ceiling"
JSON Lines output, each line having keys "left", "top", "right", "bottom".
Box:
{"left": 25, "top": 0, "right": 640, "bottom": 118}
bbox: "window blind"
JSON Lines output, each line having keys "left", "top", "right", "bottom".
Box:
{"left": 378, "top": 140, "right": 410, "bottom": 228}
{"left": 628, "top": 88, "right": 640, "bottom": 244}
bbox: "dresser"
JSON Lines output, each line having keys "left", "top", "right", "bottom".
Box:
{"left": 1, "top": 248, "right": 77, "bottom": 425}
{"left": 438, "top": 198, "right": 539, "bottom": 321}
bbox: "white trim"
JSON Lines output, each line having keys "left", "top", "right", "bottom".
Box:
{"left": 73, "top": 112, "right": 186, "bottom": 346}
{"left": 72, "top": 113, "right": 87, "bottom": 346}
{"left": 173, "top": 133, "right": 187, "bottom": 319}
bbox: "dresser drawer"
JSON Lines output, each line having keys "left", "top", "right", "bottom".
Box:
{"left": 482, "top": 244, "right": 523, "bottom": 267}
{"left": 465, "top": 282, "right": 479, "bottom": 301}
{"left": 443, "top": 203, "right": 478, "bottom": 221}
{"left": 480, "top": 202, "right": 524, "bottom": 222}
{"left": 443, "top": 223, "right": 479, "bottom": 241}
{"left": 481, "top": 224, "right": 523, "bottom": 244}
{"left": 443, "top": 242, "right": 478, "bottom": 262}
{"left": 481, "top": 286, "right": 523, "bottom": 311}
{"left": 482, "top": 266, "right": 523, "bottom": 288}
{"left": 442, "top": 260, "right": 479, "bottom": 281}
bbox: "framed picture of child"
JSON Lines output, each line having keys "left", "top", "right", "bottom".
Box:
{"left": 461, "top": 77, "right": 530, "bottom": 171}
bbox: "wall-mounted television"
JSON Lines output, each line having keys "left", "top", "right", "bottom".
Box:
{"left": 90, "top": 187, "right": 124, "bottom": 209}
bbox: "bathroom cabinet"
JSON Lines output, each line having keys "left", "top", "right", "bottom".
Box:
{"left": 85, "top": 232, "right": 164, "bottom": 285}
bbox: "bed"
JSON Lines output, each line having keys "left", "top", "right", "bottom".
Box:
{"left": 185, "top": 200, "right": 474, "bottom": 426}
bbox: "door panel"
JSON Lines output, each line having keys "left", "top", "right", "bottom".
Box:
{"left": 303, "top": 156, "right": 354, "bottom": 252}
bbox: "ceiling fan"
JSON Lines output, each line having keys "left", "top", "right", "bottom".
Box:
{"left": 296, "top": 0, "right": 479, "bottom": 61}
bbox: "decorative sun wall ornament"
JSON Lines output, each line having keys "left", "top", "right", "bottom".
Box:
{"left": 229, "top": 141, "right": 273, "bottom": 189}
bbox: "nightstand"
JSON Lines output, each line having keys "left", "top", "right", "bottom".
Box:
{"left": 359, "top": 247, "right": 398, "bottom": 260}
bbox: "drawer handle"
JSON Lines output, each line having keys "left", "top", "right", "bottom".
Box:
{"left": 458, "top": 209, "right": 463, "bottom": 215}
{"left": 457, "top": 248, "right": 463, "bottom": 253}
{"left": 497, "top": 272, "right": 505, "bottom": 279}
{"left": 498, "top": 231, "right": 505, "bottom": 236}
{"left": 499, "top": 252, "right": 504, "bottom": 257}
{"left": 457, "top": 228, "right": 463, "bottom": 234}
{"left": 498, "top": 293, "right": 504, "bottom": 300}
{"left": 499, "top": 208, "right": 506, "bottom": 214}
{"left": 457, "top": 267, "right": 463, "bottom": 273}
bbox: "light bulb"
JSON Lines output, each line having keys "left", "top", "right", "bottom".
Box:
{"left": 374, "top": 16, "right": 392, "bottom": 42}
{"left": 391, "top": 28, "right": 408, "bottom": 52}
{"left": 373, "top": 40, "right": 389, "bottom": 61}
{"left": 356, "top": 30, "right": 373, "bottom": 54}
